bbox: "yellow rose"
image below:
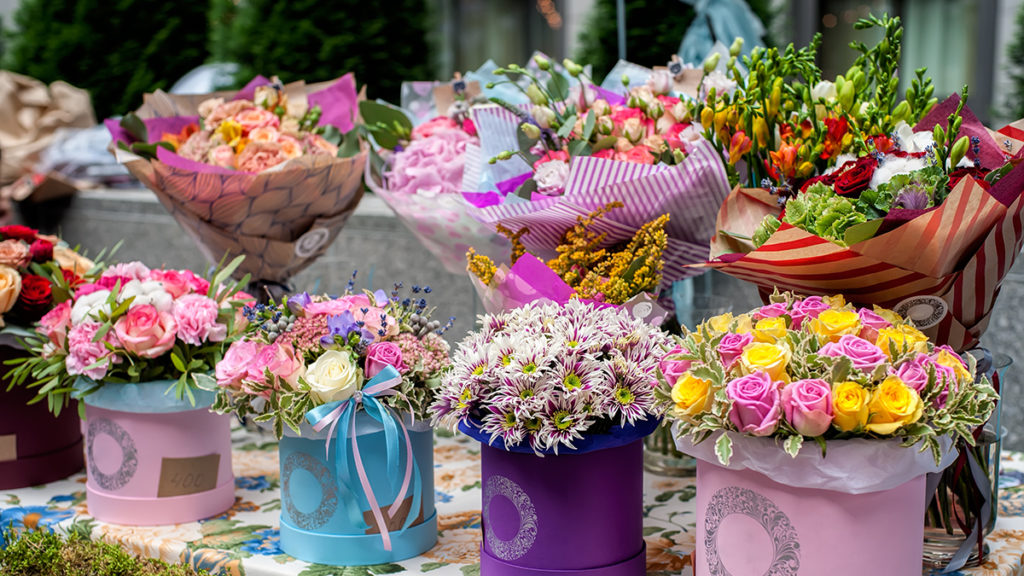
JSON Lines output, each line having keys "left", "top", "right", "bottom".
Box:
{"left": 53, "top": 246, "right": 95, "bottom": 277}
{"left": 808, "top": 309, "right": 861, "bottom": 343}
{"left": 705, "top": 312, "right": 733, "bottom": 334}
{"left": 671, "top": 372, "right": 713, "bottom": 419}
{"left": 739, "top": 342, "right": 791, "bottom": 381}
{"left": 832, "top": 381, "right": 870, "bottom": 432}
{"left": 823, "top": 294, "right": 847, "bottom": 308}
{"left": 0, "top": 265, "right": 21, "bottom": 317}
{"left": 934, "top": 349, "right": 972, "bottom": 383}
{"left": 752, "top": 317, "right": 788, "bottom": 343}
{"left": 875, "top": 324, "right": 929, "bottom": 359}
{"left": 734, "top": 313, "right": 753, "bottom": 334}
{"left": 872, "top": 305, "right": 903, "bottom": 326}
{"left": 865, "top": 376, "right": 923, "bottom": 435}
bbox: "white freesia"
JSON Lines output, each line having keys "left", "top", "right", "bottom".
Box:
{"left": 534, "top": 160, "right": 570, "bottom": 196}
{"left": 870, "top": 155, "right": 928, "bottom": 189}
{"left": 306, "top": 350, "right": 362, "bottom": 404}
{"left": 120, "top": 280, "right": 173, "bottom": 312}
{"left": 699, "top": 70, "right": 737, "bottom": 100}
{"left": 71, "top": 290, "right": 111, "bottom": 324}
{"left": 893, "top": 121, "right": 935, "bottom": 154}
{"left": 811, "top": 80, "right": 837, "bottom": 119}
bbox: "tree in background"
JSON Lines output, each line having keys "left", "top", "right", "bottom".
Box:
{"left": 3, "top": 0, "right": 209, "bottom": 119}
{"left": 575, "top": 0, "right": 775, "bottom": 83}
{"left": 1005, "top": 2, "right": 1024, "bottom": 120}
{"left": 220, "top": 0, "right": 432, "bottom": 102}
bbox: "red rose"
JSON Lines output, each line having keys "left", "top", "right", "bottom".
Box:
{"left": 29, "top": 239, "right": 53, "bottom": 263}
{"left": 833, "top": 156, "right": 877, "bottom": 197}
{"left": 12, "top": 274, "right": 53, "bottom": 322}
{"left": 949, "top": 167, "right": 991, "bottom": 191}
{"left": 62, "top": 269, "right": 84, "bottom": 289}
{"left": 0, "top": 225, "right": 39, "bottom": 243}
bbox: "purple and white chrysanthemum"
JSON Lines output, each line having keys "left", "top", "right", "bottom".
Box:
{"left": 538, "top": 393, "right": 593, "bottom": 453}
{"left": 504, "top": 339, "right": 552, "bottom": 381}
{"left": 601, "top": 356, "right": 658, "bottom": 426}
{"left": 494, "top": 374, "right": 549, "bottom": 417}
{"left": 550, "top": 353, "right": 609, "bottom": 395}
{"left": 481, "top": 404, "right": 526, "bottom": 448}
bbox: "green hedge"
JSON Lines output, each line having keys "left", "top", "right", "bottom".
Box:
{"left": 574, "top": 0, "right": 776, "bottom": 82}
{"left": 0, "top": 528, "right": 209, "bottom": 576}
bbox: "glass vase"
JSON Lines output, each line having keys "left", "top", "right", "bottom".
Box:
{"left": 922, "top": 351, "right": 1011, "bottom": 570}
{"left": 643, "top": 422, "right": 696, "bottom": 477}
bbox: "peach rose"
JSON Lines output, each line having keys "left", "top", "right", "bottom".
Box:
{"left": 236, "top": 141, "right": 288, "bottom": 173}
{"left": 0, "top": 240, "right": 30, "bottom": 269}
{"left": 234, "top": 107, "right": 280, "bottom": 134}
{"left": 0, "top": 265, "right": 22, "bottom": 315}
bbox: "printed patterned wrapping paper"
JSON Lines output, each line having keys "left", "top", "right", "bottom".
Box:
{"left": 108, "top": 75, "right": 367, "bottom": 284}
{"left": 464, "top": 112, "right": 733, "bottom": 291}
{"left": 703, "top": 100, "right": 1024, "bottom": 352}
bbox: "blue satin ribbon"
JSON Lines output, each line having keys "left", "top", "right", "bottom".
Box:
{"left": 304, "top": 365, "right": 422, "bottom": 551}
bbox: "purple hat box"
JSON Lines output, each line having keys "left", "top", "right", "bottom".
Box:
{"left": 461, "top": 419, "right": 658, "bottom": 576}
{"left": 0, "top": 343, "right": 83, "bottom": 489}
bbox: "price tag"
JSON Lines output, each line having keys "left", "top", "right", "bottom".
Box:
{"left": 157, "top": 454, "right": 220, "bottom": 498}
{"left": 0, "top": 434, "right": 16, "bottom": 462}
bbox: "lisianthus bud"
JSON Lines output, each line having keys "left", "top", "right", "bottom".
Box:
{"left": 526, "top": 84, "right": 548, "bottom": 106}
{"left": 520, "top": 122, "right": 541, "bottom": 140}
{"left": 703, "top": 53, "right": 721, "bottom": 74}
{"left": 531, "top": 105, "right": 557, "bottom": 129}
{"left": 534, "top": 54, "right": 551, "bottom": 71}
{"left": 590, "top": 99, "right": 611, "bottom": 117}
{"left": 671, "top": 100, "right": 690, "bottom": 122}
{"left": 729, "top": 37, "right": 744, "bottom": 57}
{"left": 563, "top": 58, "right": 584, "bottom": 77}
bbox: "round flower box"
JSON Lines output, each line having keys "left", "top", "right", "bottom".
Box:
{"left": 461, "top": 419, "right": 657, "bottom": 576}
{"left": 679, "top": 433, "right": 954, "bottom": 576}
{"left": 80, "top": 379, "right": 234, "bottom": 525}
{"left": 277, "top": 412, "right": 437, "bottom": 565}
{"left": 0, "top": 341, "right": 83, "bottom": 489}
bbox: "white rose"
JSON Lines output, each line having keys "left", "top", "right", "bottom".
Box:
{"left": 870, "top": 155, "right": 928, "bottom": 189}
{"left": 534, "top": 160, "right": 570, "bottom": 196}
{"left": 306, "top": 350, "right": 362, "bottom": 404}
{"left": 120, "top": 280, "right": 173, "bottom": 312}
{"left": 893, "top": 121, "right": 935, "bottom": 154}
{"left": 531, "top": 106, "right": 557, "bottom": 130}
{"left": 71, "top": 290, "right": 112, "bottom": 324}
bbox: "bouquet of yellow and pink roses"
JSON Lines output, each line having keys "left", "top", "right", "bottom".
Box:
{"left": 661, "top": 292, "right": 996, "bottom": 465}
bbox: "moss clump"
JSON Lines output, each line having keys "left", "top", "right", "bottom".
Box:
{"left": 0, "top": 528, "right": 209, "bottom": 576}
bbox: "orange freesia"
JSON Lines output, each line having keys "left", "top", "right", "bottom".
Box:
{"left": 821, "top": 116, "right": 848, "bottom": 159}
{"left": 728, "top": 130, "right": 753, "bottom": 165}
{"left": 769, "top": 144, "right": 799, "bottom": 180}
{"left": 160, "top": 123, "right": 199, "bottom": 150}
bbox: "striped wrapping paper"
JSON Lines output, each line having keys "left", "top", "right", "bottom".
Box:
{"left": 470, "top": 104, "right": 531, "bottom": 182}
{"left": 466, "top": 140, "right": 732, "bottom": 288}
{"left": 702, "top": 158, "right": 1024, "bottom": 351}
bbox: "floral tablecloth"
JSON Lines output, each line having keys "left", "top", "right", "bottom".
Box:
{"left": 4, "top": 425, "right": 1024, "bottom": 576}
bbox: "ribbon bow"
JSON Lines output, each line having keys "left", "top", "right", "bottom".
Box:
{"left": 304, "top": 365, "right": 421, "bottom": 551}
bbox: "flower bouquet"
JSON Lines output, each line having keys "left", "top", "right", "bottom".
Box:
{"left": 212, "top": 283, "right": 453, "bottom": 565}
{"left": 0, "top": 224, "right": 102, "bottom": 489}
{"left": 10, "top": 257, "right": 250, "bottom": 524}
{"left": 361, "top": 80, "right": 511, "bottom": 275}
{"left": 694, "top": 15, "right": 1024, "bottom": 351}
{"left": 431, "top": 299, "right": 672, "bottom": 575}
{"left": 465, "top": 201, "right": 670, "bottom": 324}
{"left": 106, "top": 74, "right": 367, "bottom": 291}
{"left": 660, "top": 292, "right": 997, "bottom": 575}
{"left": 464, "top": 55, "right": 732, "bottom": 287}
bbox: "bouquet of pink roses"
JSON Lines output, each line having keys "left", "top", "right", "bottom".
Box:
{"left": 10, "top": 257, "right": 251, "bottom": 411}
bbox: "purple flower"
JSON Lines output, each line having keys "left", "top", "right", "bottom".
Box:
{"left": 321, "top": 311, "right": 375, "bottom": 346}
{"left": 894, "top": 190, "right": 929, "bottom": 210}
{"left": 287, "top": 292, "right": 312, "bottom": 315}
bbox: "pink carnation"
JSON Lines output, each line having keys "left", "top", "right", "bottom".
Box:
{"left": 237, "top": 141, "right": 288, "bottom": 172}
{"left": 411, "top": 116, "right": 459, "bottom": 140}
{"left": 173, "top": 294, "right": 227, "bottom": 345}
{"left": 66, "top": 321, "right": 120, "bottom": 380}
{"left": 102, "top": 261, "right": 150, "bottom": 282}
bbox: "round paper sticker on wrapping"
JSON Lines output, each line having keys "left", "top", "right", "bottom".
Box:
{"left": 294, "top": 227, "right": 331, "bottom": 258}
{"left": 895, "top": 295, "right": 949, "bottom": 329}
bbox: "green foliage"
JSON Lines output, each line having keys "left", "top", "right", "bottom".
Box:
{"left": 218, "top": 0, "right": 431, "bottom": 102}
{"left": 1005, "top": 2, "right": 1024, "bottom": 120}
{"left": 0, "top": 528, "right": 209, "bottom": 576}
{"left": 3, "top": 0, "right": 210, "bottom": 119}
{"left": 574, "top": 0, "right": 776, "bottom": 82}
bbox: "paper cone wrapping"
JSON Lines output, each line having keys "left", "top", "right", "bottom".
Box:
{"left": 107, "top": 75, "right": 367, "bottom": 283}
{"left": 703, "top": 100, "right": 1024, "bottom": 351}
{"left": 365, "top": 148, "right": 510, "bottom": 275}
{"left": 465, "top": 136, "right": 732, "bottom": 290}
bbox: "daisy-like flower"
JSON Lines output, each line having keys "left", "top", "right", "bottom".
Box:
{"left": 494, "top": 374, "right": 549, "bottom": 416}
{"left": 602, "top": 356, "right": 658, "bottom": 426}
{"left": 480, "top": 404, "right": 526, "bottom": 448}
{"left": 550, "top": 353, "right": 609, "bottom": 395}
{"left": 504, "top": 338, "right": 551, "bottom": 381}
{"left": 451, "top": 337, "right": 495, "bottom": 381}
{"left": 539, "top": 393, "right": 593, "bottom": 453}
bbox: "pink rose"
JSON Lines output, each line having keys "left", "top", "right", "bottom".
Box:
{"left": 0, "top": 239, "right": 30, "bottom": 268}
{"left": 204, "top": 100, "right": 250, "bottom": 128}
{"left": 726, "top": 371, "right": 781, "bottom": 436}
{"left": 365, "top": 341, "right": 408, "bottom": 377}
{"left": 148, "top": 269, "right": 191, "bottom": 299}
{"left": 234, "top": 107, "right": 280, "bottom": 133}
{"left": 857, "top": 308, "right": 892, "bottom": 342}
{"left": 216, "top": 340, "right": 263, "bottom": 389}
{"left": 532, "top": 150, "right": 570, "bottom": 170}
{"left": 462, "top": 118, "right": 477, "bottom": 137}
{"left": 753, "top": 302, "right": 789, "bottom": 322}
{"left": 591, "top": 148, "right": 616, "bottom": 160}
{"left": 818, "top": 334, "right": 887, "bottom": 374}
{"left": 247, "top": 341, "right": 305, "bottom": 387}
{"left": 74, "top": 283, "right": 106, "bottom": 298}
{"left": 664, "top": 122, "right": 690, "bottom": 150}
{"left": 609, "top": 107, "right": 642, "bottom": 126}
{"left": 386, "top": 129, "right": 476, "bottom": 197}
{"left": 618, "top": 145, "right": 656, "bottom": 164}
{"left": 893, "top": 358, "right": 930, "bottom": 393}
{"left": 355, "top": 305, "right": 399, "bottom": 338}
{"left": 66, "top": 321, "right": 120, "bottom": 380}
{"left": 210, "top": 145, "right": 236, "bottom": 169}
{"left": 38, "top": 300, "right": 72, "bottom": 349}
{"left": 913, "top": 353, "right": 958, "bottom": 409}
{"left": 173, "top": 294, "right": 227, "bottom": 345}
{"left": 411, "top": 116, "right": 459, "bottom": 140}
{"left": 237, "top": 141, "right": 288, "bottom": 172}
{"left": 303, "top": 134, "right": 338, "bottom": 157}
{"left": 658, "top": 345, "right": 691, "bottom": 384}
{"left": 278, "top": 134, "right": 303, "bottom": 159}
{"left": 102, "top": 261, "right": 151, "bottom": 282}
{"left": 248, "top": 126, "right": 280, "bottom": 143}
{"left": 718, "top": 332, "right": 754, "bottom": 371}
{"left": 781, "top": 379, "right": 833, "bottom": 437}
{"left": 113, "top": 304, "right": 177, "bottom": 358}
{"left": 789, "top": 296, "right": 830, "bottom": 329}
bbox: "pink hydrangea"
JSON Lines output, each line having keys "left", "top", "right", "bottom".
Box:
{"left": 386, "top": 129, "right": 476, "bottom": 197}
